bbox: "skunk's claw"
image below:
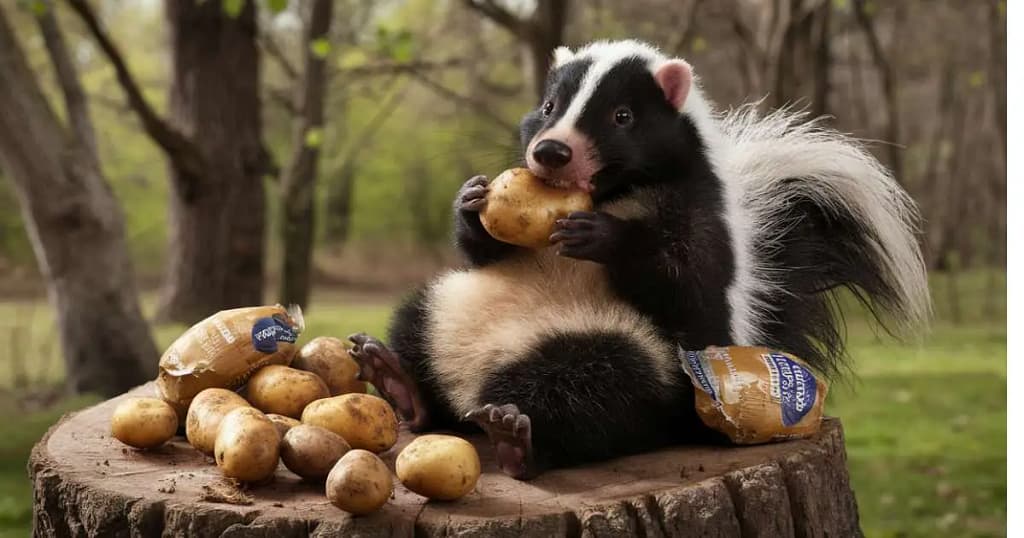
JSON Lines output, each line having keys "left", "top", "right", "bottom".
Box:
{"left": 464, "top": 403, "right": 537, "bottom": 480}
{"left": 347, "top": 333, "right": 430, "bottom": 432}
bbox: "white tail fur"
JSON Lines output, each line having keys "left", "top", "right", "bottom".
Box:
{"left": 715, "top": 104, "right": 932, "bottom": 341}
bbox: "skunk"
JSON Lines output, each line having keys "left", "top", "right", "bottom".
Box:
{"left": 349, "top": 39, "right": 929, "bottom": 480}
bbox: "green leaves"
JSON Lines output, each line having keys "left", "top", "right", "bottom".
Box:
{"left": 310, "top": 38, "right": 332, "bottom": 60}
{"left": 304, "top": 128, "right": 323, "bottom": 149}
{"left": 16, "top": 0, "right": 48, "bottom": 16}
{"left": 374, "top": 26, "right": 415, "bottom": 63}
{"left": 222, "top": 0, "right": 245, "bottom": 18}
{"left": 337, "top": 49, "right": 369, "bottom": 69}
{"left": 968, "top": 70, "right": 986, "bottom": 89}
{"left": 691, "top": 36, "right": 707, "bottom": 54}
{"left": 224, "top": 0, "right": 290, "bottom": 17}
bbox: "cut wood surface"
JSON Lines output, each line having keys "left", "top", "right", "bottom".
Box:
{"left": 30, "top": 383, "right": 861, "bottom": 537}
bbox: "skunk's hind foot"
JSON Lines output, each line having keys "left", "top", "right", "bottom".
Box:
{"left": 464, "top": 403, "right": 538, "bottom": 480}
{"left": 347, "top": 333, "right": 430, "bottom": 432}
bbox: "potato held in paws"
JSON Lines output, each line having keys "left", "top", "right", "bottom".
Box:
{"left": 480, "top": 168, "right": 592, "bottom": 248}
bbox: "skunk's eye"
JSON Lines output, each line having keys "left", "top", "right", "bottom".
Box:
{"left": 542, "top": 101, "right": 555, "bottom": 116}
{"left": 613, "top": 106, "right": 634, "bottom": 127}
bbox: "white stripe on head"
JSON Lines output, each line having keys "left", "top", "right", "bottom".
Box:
{"left": 547, "top": 41, "right": 754, "bottom": 343}
{"left": 550, "top": 40, "right": 666, "bottom": 132}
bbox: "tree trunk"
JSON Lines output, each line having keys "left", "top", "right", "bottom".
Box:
{"left": 157, "top": 0, "right": 270, "bottom": 323}
{"left": 279, "top": 0, "right": 334, "bottom": 309}
{"left": 853, "top": 0, "right": 903, "bottom": 181}
{"left": 464, "top": 0, "right": 569, "bottom": 103}
{"left": 324, "top": 159, "right": 357, "bottom": 245}
{"left": 0, "top": 6, "right": 156, "bottom": 396}
{"left": 525, "top": 0, "right": 569, "bottom": 101}
{"left": 811, "top": 0, "right": 831, "bottom": 118}
{"left": 772, "top": 0, "right": 831, "bottom": 113}
{"left": 32, "top": 383, "right": 863, "bottom": 537}
{"left": 322, "top": 84, "right": 405, "bottom": 246}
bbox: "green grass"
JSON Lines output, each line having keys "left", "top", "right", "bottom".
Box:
{"left": 0, "top": 270, "right": 1005, "bottom": 536}
{"left": 831, "top": 270, "right": 1006, "bottom": 537}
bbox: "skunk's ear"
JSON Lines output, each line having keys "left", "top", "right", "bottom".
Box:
{"left": 654, "top": 59, "right": 693, "bottom": 110}
{"left": 552, "top": 46, "right": 573, "bottom": 68}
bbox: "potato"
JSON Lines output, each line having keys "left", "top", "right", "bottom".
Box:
{"left": 281, "top": 424, "right": 351, "bottom": 480}
{"left": 214, "top": 407, "right": 281, "bottom": 482}
{"left": 326, "top": 449, "right": 393, "bottom": 515}
{"left": 293, "top": 336, "right": 366, "bottom": 395}
{"left": 157, "top": 304, "right": 304, "bottom": 424}
{"left": 302, "top": 394, "right": 398, "bottom": 453}
{"left": 185, "top": 388, "right": 251, "bottom": 455}
{"left": 396, "top": 435, "right": 480, "bottom": 500}
{"left": 267, "top": 413, "right": 302, "bottom": 437}
{"left": 244, "top": 365, "right": 329, "bottom": 419}
{"left": 480, "top": 168, "right": 593, "bottom": 248}
{"left": 110, "top": 398, "right": 178, "bottom": 449}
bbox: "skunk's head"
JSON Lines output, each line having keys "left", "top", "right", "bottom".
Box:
{"left": 519, "top": 40, "right": 711, "bottom": 203}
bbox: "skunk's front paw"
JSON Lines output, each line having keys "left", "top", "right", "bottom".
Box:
{"left": 550, "top": 211, "right": 623, "bottom": 263}
{"left": 455, "top": 175, "right": 489, "bottom": 213}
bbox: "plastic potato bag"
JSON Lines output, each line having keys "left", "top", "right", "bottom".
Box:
{"left": 156, "top": 304, "right": 304, "bottom": 421}
{"left": 680, "top": 346, "right": 828, "bottom": 444}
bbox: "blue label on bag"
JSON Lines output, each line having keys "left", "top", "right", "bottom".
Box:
{"left": 763, "top": 352, "right": 817, "bottom": 426}
{"left": 251, "top": 315, "right": 299, "bottom": 354}
{"left": 684, "top": 350, "right": 717, "bottom": 402}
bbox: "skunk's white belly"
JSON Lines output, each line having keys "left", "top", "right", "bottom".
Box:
{"left": 424, "top": 248, "right": 675, "bottom": 415}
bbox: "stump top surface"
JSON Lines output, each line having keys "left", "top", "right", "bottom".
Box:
{"left": 32, "top": 383, "right": 855, "bottom": 536}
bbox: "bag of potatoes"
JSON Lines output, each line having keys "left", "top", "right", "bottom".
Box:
{"left": 157, "top": 304, "right": 304, "bottom": 421}
{"left": 680, "top": 345, "right": 828, "bottom": 444}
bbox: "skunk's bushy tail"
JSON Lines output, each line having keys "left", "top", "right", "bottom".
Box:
{"left": 717, "top": 104, "right": 931, "bottom": 376}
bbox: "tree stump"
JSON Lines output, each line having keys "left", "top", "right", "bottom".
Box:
{"left": 30, "top": 384, "right": 862, "bottom": 537}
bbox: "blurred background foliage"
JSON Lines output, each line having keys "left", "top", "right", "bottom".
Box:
{"left": 0, "top": 0, "right": 1005, "bottom": 291}
{"left": 0, "top": 0, "right": 1006, "bottom": 536}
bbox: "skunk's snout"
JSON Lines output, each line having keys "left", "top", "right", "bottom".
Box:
{"left": 532, "top": 139, "right": 572, "bottom": 169}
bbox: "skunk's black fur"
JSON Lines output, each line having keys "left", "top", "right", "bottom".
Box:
{"left": 376, "top": 40, "right": 929, "bottom": 476}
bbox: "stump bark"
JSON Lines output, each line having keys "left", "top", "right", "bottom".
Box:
{"left": 30, "top": 384, "right": 862, "bottom": 537}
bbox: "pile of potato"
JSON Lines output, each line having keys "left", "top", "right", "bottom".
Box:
{"left": 111, "top": 328, "right": 481, "bottom": 515}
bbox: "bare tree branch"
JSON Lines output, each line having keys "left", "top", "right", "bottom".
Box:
{"left": 407, "top": 70, "right": 518, "bottom": 133}
{"left": 668, "top": 0, "right": 704, "bottom": 56}
{"left": 266, "top": 85, "right": 299, "bottom": 115}
{"left": 334, "top": 80, "right": 409, "bottom": 172}
{"left": 35, "top": 0, "right": 97, "bottom": 156}
{"left": 852, "top": 0, "right": 902, "bottom": 180}
{"left": 987, "top": 0, "right": 1006, "bottom": 155}
{"left": 462, "top": 0, "right": 526, "bottom": 36}
{"left": 89, "top": 93, "right": 131, "bottom": 114}
{"left": 476, "top": 75, "right": 524, "bottom": 97}
{"left": 259, "top": 32, "right": 300, "bottom": 81}
{"left": 65, "top": 0, "right": 206, "bottom": 180}
{"left": 728, "top": 4, "right": 765, "bottom": 94}
{"left": 280, "top": 0, "right": 334, "bottom": 307}
{"left": 333, "top": 57, "right": 466, "bottom": 80}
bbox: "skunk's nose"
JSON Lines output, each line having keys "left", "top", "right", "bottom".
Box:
{"left": 533, "top": 139, "right": 572, "bottom": 169}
